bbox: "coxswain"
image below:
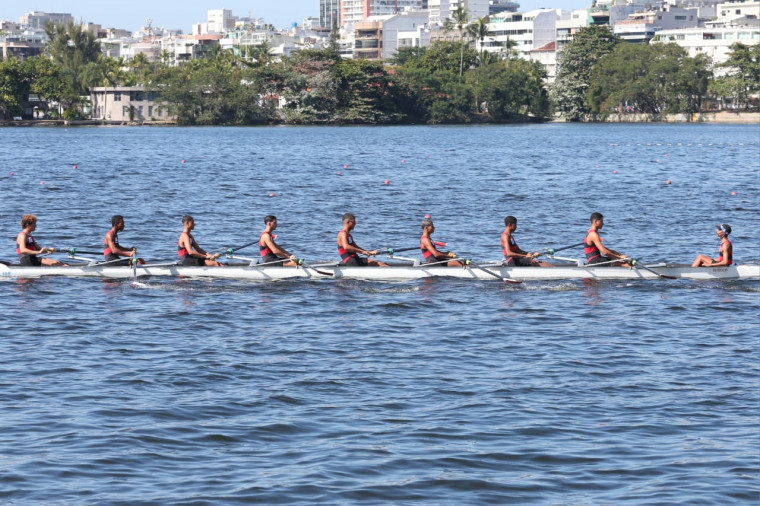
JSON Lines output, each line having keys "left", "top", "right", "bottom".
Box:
{"left": 337, "top": 213, "right": 388, "bottom": 267}
{"left": 104, "top": 215, "right": 145, "bottom": 265}
{"left": 420, "top": 218, "right": 463, "bottom": 267}
{"left": 259, "top": 215, "right": 298, "bottom": 266}
{"left": 501, "top": 216, "right": 553, "bottom": 267}
{"left": 177, "top": 215, "right": 224, "bottom": 266}
{"left": 15, "top": 214, "right": 66, "bottom": 266}
{"left": 584, "top": 212, "right": 630, "bottom": 267}
{"left": 692, "top": 223, "right": 733, "bottom": 267}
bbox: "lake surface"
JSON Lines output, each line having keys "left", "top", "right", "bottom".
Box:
{"left": 1, "top": 124, "right": 758, "bottom": 503}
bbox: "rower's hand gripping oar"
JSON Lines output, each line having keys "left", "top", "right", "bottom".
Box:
{"left": 630, "top": 259, "right": 677, "bottom": 280}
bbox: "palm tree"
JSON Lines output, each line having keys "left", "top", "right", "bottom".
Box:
{"left": 443, "top": 5, "right": 470, "bottom": 77}
{"left": 467, "top": 17, "right": 492, "bottom": 67}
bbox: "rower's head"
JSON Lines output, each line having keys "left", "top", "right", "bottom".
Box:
{"left": 111, "top": 215, "right": 125, "bottom": 230}
{"left": 265, "top": 215, "right": 277, "bottom": 230}
{"left": 421, "top": 218, "right": 434, "bottom": 232}
{"left": 590, "top": 212, "right": 604, "bottom": 229}
{"left": 21, "top": 214, "right": 37, "bottom": 230}
{"left": 716, "top": 223, "right": 731, "bottom": 237}
{"left": 182, "top": 215, "right": 195, "bottom": 229}
{"left": 504, "top": 215, "right": 517, "bottom": 231}
{"left": 343, "top": 213, "right": 356, "bottom": 229}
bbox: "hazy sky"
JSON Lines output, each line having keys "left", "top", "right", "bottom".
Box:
{"left": 2, "top": 1, "right": 591, "bottom": 32}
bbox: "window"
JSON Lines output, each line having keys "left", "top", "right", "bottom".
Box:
{"left": 138, "top": 106, "right": 143, "bottom": 116}
{"left": 148, "top": 106, "right": 153, "bottom": 116}
{"left": 122, "top": 106, "right": 129, "bottom": 117}
{"left": 114, "top": 93, "right": 121, "bottom": 101}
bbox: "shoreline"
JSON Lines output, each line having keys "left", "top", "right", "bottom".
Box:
{"left": 1, "top": 111, "right": 758, "bottom": 127}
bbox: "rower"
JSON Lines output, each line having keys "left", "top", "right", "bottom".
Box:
{"left": 501, "top": 216, "right": 553, "bottom": 267}
{"left": 177, "top": 215, "right": 224, "bottom": 266}
{"left": 584, "top": 212, "right": 630, "bottom": 267}
{"left": 104, "top": 215, "right": 145, "bottom": 265}
{"left": 259, "top": 215, "right": 298, "bottom": 266}
{"left": 692, "top": 223, "right": 733, "bottom": 267}
{"left": 15, "top": 214, "right": 66, "bottom": 266}
{"left": 337, "top": 213, "right": 388, "bottom": 267}
{"left": 420, "top": 218, "right": 463, "bottom": 267}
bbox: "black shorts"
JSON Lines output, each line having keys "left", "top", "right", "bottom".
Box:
{"left": 343, "top": 256, "right": 368, "bottom": 267}
{"left": 260, "top": 254, "right": 284, "bottom": 266}
{"left": 105, "top": 254, "right": 131, "bottom": 266}
{"left": 504, "top": 257, "right": 533, "bottom": 267}
{"left": 179, "top": 255, "right": 205, "bottom": 266}
{"left": 588, "top": 256, "right": 612, "bottom": 266}
{"left": 18, "top": 254, "right": 41, "bottom": 266}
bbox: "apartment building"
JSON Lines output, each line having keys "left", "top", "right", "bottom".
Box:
{"left": 18, "top": 11, "right": 73, "bottom": 30}
{"left": 428, "top": 0, "right": 489, "bottom": 26}
{"left": 321, "top": 0, "right": 341, "bottom": 29}
{"left": 483, "top": 9, "right": 566, "bottom": 60}
{"left": 342, "top": 0, "right": 424, "bottom": 26}
{"left": 90, "top": 86, "right": 176, "bottom": 123}
{"left": 613, "top": 4, "right": 701, "bottom": 43}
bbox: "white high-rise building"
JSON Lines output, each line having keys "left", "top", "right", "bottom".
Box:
{"left": 341, "top": 0, "right": 424, "bottom": 26}
{"left": 428, "top": 0, "right": 489, "bottom": 26}
{"left": 207, "top": 9, "right": 235, "bottom": 34}
{"left": 19, "top": 11, "right": 73, "bottom": 30}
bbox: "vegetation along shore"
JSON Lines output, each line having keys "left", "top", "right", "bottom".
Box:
{"left": 1, "top": 23, "right": 758, "bottom": 125}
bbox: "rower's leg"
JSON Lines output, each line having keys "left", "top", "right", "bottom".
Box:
{"left": 692, "top": 254, "right": 713, "bottom": 267}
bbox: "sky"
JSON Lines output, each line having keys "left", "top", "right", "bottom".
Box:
{"left": 2, "top": 1, "right": 591, "bottom": 32}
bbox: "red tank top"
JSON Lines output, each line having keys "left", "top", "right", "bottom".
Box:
{"left": 103, "top": 230, "right": 119, "bottom": 256}
{"left": 420, "top": 234, "right": 436, "bottom": 260}
{"left": 717, "top": 238, "right": 733, "bottom": 265}
{"left": 16, "top": 233, "right": 36, "bottom": 255}
{"left": 502, "top": 231, "right": 518, "bottom": 259}
{"left": 337, "top": 231, "right": 357, "bottom": 263}
{"left": 584, "top": 229, "right": 602, "bottom": 262}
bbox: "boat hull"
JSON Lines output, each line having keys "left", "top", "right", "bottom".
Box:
{"left": 1, "top": 263, "right": 758, "bottom": 281}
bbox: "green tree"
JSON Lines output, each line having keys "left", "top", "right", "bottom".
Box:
{"left": 279, "top": 47, "right": 342, "bottom": 124}
{"left": 443, "top": 6, "right": 471, "bottom": 77}
{"left": 467, "top": 17, "right": 492, "bottom": 67}
{"left": 709, "top": 42, "right": 760, "bottom": 109}
{"left": 44, "top": 21, "right": 101, "bottom": 98}
{"left": 335, "top": 58, "right": 408, "bottom": 123}
{"left": 0, "top": 58, "right": 27, "bottom": 119}
{"left": 400, "top": 40, "right": 477, "bottom": 75}
{"left": 550, "top": 25, "right": 620, "bottom": 120}
{"left": 586, "top": 42, "right": 710, "bottom": 116}
{"left": 467, "top": 59, "right": 549, "bottom": 121}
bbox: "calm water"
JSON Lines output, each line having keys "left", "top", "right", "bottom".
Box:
{"left": 1, "top": 124, "right": 758, "bottom": 503}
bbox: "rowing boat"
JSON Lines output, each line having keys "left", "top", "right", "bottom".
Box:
{"left": 1, "top": 262, "right": 757, "bottom": 281}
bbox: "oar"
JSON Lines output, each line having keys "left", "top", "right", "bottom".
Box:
{"left": 130, "top": 248, "right": 138, "bottom": 281}
{"left": 52, "top": 248, "right": 102, "bottom": 256}
{"left": 538, "top": 242, "right": 586, "bottom": 256}
{"left": 631, "top": 259, "right": 677, "bottom": 280}
{"left": 215, "top": 239, "right": 259, "bottom": 255}
{"left": 299, "top": 262, "right": 334, "bottom": 276}
{"left": 469, "top": 261, "right": 522, "bottom": 284}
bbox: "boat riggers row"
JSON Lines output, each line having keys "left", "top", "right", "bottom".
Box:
{"left": 4, "top": 213, "right": 756, "bottom": 281}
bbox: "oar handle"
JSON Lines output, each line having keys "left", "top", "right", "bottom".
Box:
{"left": 52, "top": 248, "right": 103, "bottom": 256}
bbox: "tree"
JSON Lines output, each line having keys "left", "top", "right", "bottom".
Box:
{"left": 0, "top": 58, "right": 27, "bottom": 119}
{"left": 550, "top": 25, "right": 620, "bottom": 120}
{"left": 467, "top": 17, "right": 493, "bottom": 67}
{"left": 44, "top": 21, "right": 101, "bottom": 97}
{"left": 710, "top": 42, "right": 760, "bottom": 109}
{"left": 443, "top": 6, "right": 471, "bottom": 77}
{"left": 467, "top": 59, "right": 549, "bottom": 121}
{"left": 586, "top": 42, "right": 711, "bottom": 116}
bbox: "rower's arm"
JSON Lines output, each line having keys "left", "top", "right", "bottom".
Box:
{"left": 339, "top": 233, "right": 372, "bottom": 256}
{"left": 422, "top": 236, "right": 454, "bottom": 259}
{"left": 107, "top": 233, "right": 132, "bottom": 257}
{"left": 17, "top": 233, "right": 44, "bottom": 255}
{"left": 263, "top": 234, "right": 293, "bottom": 258}
{"left": 501, "top": 234, "right": 531, "bottom": 258}
{"left": 712, "top": 242, "right": 731, "bottom": 266}
{"left": 590, "top": 233, "right": 625, "bottom": 259}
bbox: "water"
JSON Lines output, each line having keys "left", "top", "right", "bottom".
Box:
{"left": 1, "top": 124, "right": 758, "bottom": 503}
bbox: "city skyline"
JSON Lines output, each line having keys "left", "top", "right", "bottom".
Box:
{"left": 3, "top": 0, "right": 590, "bottom": 32}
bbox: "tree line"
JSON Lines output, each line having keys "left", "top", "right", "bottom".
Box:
{"left": 1, "top": 21, "right": 758, "bottom": 124}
